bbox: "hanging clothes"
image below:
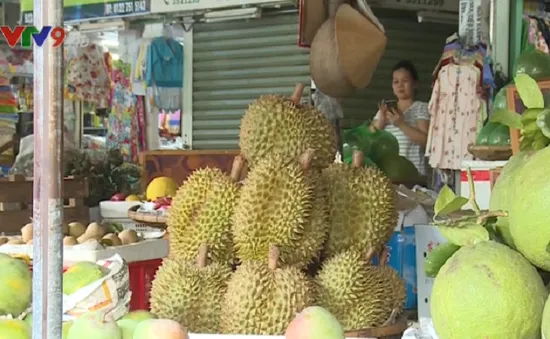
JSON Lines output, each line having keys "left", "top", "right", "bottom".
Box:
{"left": 145, "top": 37, "right": 183, "bottom": 110}
{"left": 106, "top": 60, "right": 140, "bottom": 163}
{"left": 65, "top": 43, "right": 111, "bottom": 107}
{"left": 131, "top": 39, "right": 152, "bottom": 96}
{"left": 426, "top": 63, "right": 482, "bottom": 170}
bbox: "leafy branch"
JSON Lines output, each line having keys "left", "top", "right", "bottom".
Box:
{"left": 432, "top": 167, "right": 506, "bottom": 246}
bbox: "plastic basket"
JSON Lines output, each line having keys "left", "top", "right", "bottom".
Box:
{"left": 29, "top": 258, "right": 162, "bottom": 311}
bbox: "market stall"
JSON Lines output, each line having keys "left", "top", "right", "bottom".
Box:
{"left": 0, "top": 0, "right": 536, "bottom": 337}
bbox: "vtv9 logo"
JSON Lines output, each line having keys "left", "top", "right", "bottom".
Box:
{"left": 0, "top": 26, "right": 66, "bottom": 48}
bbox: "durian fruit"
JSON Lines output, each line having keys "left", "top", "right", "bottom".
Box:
{"left": 239, "top": 84, "right": 337, "bottom": 169}
{"left": 167, "top": 156, "right": 244, "bottom": 264}
{"left": 323, "top": 150, "right": 397, "bottom": 258}
{"left": 315, "top": 247, "right": 406, "bottom": 330}
{"left": 150, "top": 244, "right": 232, "bottom": 333}
{"left": 220, "top": 245, "right": 314, "bottom": 335}
{"left": 233, "top": 149, "right": 315, "bottom": 266}
{"left": 288, "top": 169, "right": 329, "bottom": 267}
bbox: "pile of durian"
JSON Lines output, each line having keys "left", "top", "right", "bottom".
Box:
{"left": 149, "top": 84, "right": 406, "bottom": 335}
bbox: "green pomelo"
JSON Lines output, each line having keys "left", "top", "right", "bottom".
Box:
{"left": 0, "top": 319, "right": 31, "bottom": 339}
{"left": 67, "top": 311, "right": 122, "bottom": 339}
{"left": 487, "top": 124, "right": 511, "bottom": 146}
{"left": 285, "top": 306, "right": 345, "bottom": 339}
{"left": 492, "top": 86, "right": 510, "bottom": 111}
{"left": 431, "top": 241, "right": 547, "bottom": 338}
{"left": 62, "top": 321, "right": 73, "bottom": 339}
{"left": 21, "top": 313, "right": 72, "bottom": 338}
{"left": 116, "top": 319, "right": 139, "bottom": 339}
{"left": 542, "top": 296, "right": 550, "bottom": 339}
{"left": 489, "top": 151, "right": 535, "bottom": 248}
{"left": 509, "top": 146, "right": 550, "bottom": 270}
{"left": 369, "top": 130, "right": 399, "bottom": 162}
{"left": 0, "top": 253, "right": 32, "bottom": 317}
{"left": 63, "top": 261, "right": 107, "bottom": 295}
{"left": 475, "top": 121, "right": 500, "bottom": 145}
{"left": 23, "top": 313, "right": 32, "bottom": 329}
{"left": 376, "top": 154, "right": 419, "bottom": 182}
{"left": 515, "top": 50, "right": 550, "bottom": 80}
{"left": 120, "top": 310, "right": 156, "bottom": 322}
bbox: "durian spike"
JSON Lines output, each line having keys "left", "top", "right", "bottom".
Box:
{"left": 230, "top": 155, "right": 245, "bottom": 182}
{"left": 379, "top": 246, "right": 390, "bottom": 267}
{"left": 364, "top": 247, "right": 377, "bottom": 264}
{"left": 352, "top": 150, "right": 364, "bottom": 168}
{"left": 382, "top": 309, "right": 399, "bottom": 326}
{"left": 268, "top": 244, "right": 280, "bottom": 271}
{"left": 299, "top": 148, "right": 316, "bottom": 171}
{"left": 196, "top": 244, "right": 209, "bottom": 268}
{"left": 290, "top": 83, "right": 305, "bottom": 104}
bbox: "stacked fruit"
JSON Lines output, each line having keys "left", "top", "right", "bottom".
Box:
{"left": 0, "top": 221, "right": 141, "bottom": 248}
{"left": 148, "top": 84, "right": 406, "bottom": 335}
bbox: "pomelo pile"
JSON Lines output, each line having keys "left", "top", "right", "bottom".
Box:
{"left": 428, "top": 145, "right": 550, "bottom": 338}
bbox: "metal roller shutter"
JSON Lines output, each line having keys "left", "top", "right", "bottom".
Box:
{"left": 192, "top": 13, "right": 310, "bottom": 149}
{"left": 340, "top": 10, "right": 457, "bottom": 128}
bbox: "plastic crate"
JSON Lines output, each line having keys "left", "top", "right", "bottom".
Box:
{"left": 127, "top": 259, "right": 162, "bottom": 311}
{"left": 29, "top": 258, "right": 162, "bottom": 311}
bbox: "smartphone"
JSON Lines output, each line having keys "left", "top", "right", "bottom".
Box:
{"left": 384, "top": 100, "right": 398, "bottom": 110}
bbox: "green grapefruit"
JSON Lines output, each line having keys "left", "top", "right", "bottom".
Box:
{"left": 509, "top": 146, "right": 550, "bottom": 270}
{"left": 431, "top": 241, "right": 546, "bottom": 338}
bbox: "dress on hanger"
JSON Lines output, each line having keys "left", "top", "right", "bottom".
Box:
{"left": 427, "top": 63, "right": 482, "bottom": 170}
{"left": 106, "top": 61, "right": 140, "bottom": 162}
{"left": 66, "top": 44, "right": 111, "bottom": 107}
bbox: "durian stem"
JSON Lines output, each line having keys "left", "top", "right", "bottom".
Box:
{"left": 364, "top": 247, "right": 377, "bottom": 264}
{"left": 268, "top": 244, "right": 280, "bottom": 270}
{"left": 352, "top": 150, "right": 364, "bottom": 168}
{"left": 382, "top": 309, "right": 399, "bottom": 326}
{"left": 230, "top": 155, "right": 245, "bottom": 182}
{"left": 197, "top": 244, "right": 209, "bottom": 268}
{"left": 299, "top": 149, "right": 315, "bottom": 170}
{"left": 290, "top": 83, "right": 305, "bottom": 104}
{"left": 476, "top": 210, "right": 508, "bottom": 225}
{"left": 467, "top": 167, "right": 481, "bottom": 215}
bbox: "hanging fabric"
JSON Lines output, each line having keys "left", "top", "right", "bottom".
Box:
{"left": 426, "top": 63, "right": 482, "bottom": 170}
{"left": 145, "top": 36, "right": 183, "bottom": 110}
{"left": 105, "top": 60, "right": 140, "bottom": 163}
{"left": 66, "top": 43, "right": 111, "bottom": 107}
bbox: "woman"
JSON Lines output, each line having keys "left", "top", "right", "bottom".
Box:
{"left": 370, "top": 60, "right": 430, "bottom": 175}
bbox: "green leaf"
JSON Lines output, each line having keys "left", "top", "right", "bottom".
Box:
{"left": 515, "top": 73, "right": 544, "bottom": 109}
{"left": 489, "top": 109, "right": 523, "bottom": 129}
{"left": 437, "top": 223, "right": 490, "bottom": 246}
{"left": 434, "top": 186, "right": 469, "bottom": 217}
{"left": 546, "top": 241, "right": 550, "bottom": 254}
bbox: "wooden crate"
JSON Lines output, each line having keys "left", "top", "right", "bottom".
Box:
{"left": 0, "top": 175, "right": 89, "bottom": 234}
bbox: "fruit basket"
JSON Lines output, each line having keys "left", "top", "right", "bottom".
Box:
{"left": 467, "top": 144, "right": 512, "bottom": 161}
{"left": 128, "top": 205, "right": 167, "bottom": 228}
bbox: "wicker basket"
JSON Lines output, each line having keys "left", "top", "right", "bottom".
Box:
{"left": 467, "top": 144, "right": 512, "bottom": 161}
{"left": 128, "top": 205, "right": 167, "bottom": 229}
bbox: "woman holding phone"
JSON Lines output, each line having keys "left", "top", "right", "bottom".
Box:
{"left": 370, "top": 60, "right": 430, "bottom": 175}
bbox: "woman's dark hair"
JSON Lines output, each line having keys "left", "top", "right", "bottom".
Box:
{"left": 392, "top": 60, "right": 419, "bottom": 81}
